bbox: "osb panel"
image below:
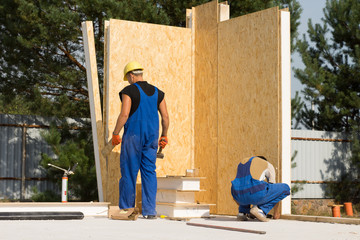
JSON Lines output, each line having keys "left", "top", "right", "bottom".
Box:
{"left": 81, "top": 21, "right": 105, "bottom": 201}
{"left": 106, "top": 19, "right": 192, "bottom": 205}
{"left": 101, "top": 20, "right": 110, "bottom": 202}
{"left": 217, "top": 7, "right": 280, "bottom": 215}
{"left": 193, "top": 0, "right": 219, "bottom": 212}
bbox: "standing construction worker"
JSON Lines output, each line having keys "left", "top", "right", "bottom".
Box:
{"left": 112, "top": 61, "right": 169, "bottom": 219}
{"left": 231, "top": 156, "right": 290, "bottom": 222}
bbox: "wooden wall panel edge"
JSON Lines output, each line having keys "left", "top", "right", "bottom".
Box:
{"left": 190, "top": 8, "right": 195, "bottom": 169}
{"left": 280, "top": 10, "right": 292, "bottom": 215}
{"left": 102, "top": 20, "right": 110, "bottom": 202}
{"left": 81, "top": 21, "right": 104, "bottom": 202}
{"left": 103, "top": 21, "right": 110, "bottom": 140}
{"left": 216, "top": 1, "right": 230, "bottom": 214}
{"left": 193, "top": 0, "right": 219, "bottom": 214}
{"left": 218, "top": 2, "right": 230, "bottom": 22}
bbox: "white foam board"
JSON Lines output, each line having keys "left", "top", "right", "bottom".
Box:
{"left": 156, "top": 203, "right": 210, "bottom": 218}
{"left": 157, "top": 177, "right": 201, "bottom": 191}
{"left": 156, "top": 190, "right": 195, "bottom": 203}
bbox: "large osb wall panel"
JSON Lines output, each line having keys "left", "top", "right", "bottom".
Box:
{"left": 106, "top": 19, "right": 192, "bottom": 205}
{"left": 193, "top": 1, "right": 219, "bottom": 212}
{"left": 217, "top": 7, "right": 280, "bottom": 215}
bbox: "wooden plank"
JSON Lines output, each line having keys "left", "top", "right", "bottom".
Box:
{"left": 186, "top": 9, "right": 192, "bottom": 28}
{"left": 106, "top": 19, "right": 192, "bottom": 205}
{"left": 280, "top": 9, "right": 291, "bottom": 215}
{"left": 81, "top": 21, "right": 104, "bottom": 202}
{"left": 218, "top": 2, "right": 230, "bottom": 22}
{"left": 186, "top": 222, "right": 266, "bottom": 235}
{"left": 193, "top": 0, "right": 219, "bottom": 215}
{"left": 217, "top": 7, "right": 281, "bottom": 215}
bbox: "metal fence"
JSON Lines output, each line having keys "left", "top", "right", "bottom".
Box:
{"left": 291, "top": 129, "right": 352, "bottom": 199}
{"left": 0, "top": 114, "right": 88, "bottom": 200}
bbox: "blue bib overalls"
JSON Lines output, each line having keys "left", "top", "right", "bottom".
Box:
{"left": 119, "top": 83, "right": 159, "bottom": 216}
{"left": 231, "top": 157, "right": 290, "bottom": 215}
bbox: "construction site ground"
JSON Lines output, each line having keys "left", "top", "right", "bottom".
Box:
{"left": 1, "top": 215, "right": 359, "bottom": 240}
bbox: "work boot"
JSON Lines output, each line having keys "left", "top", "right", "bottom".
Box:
{"left": 250, "top": 206, "right": 269, "bottom": 222}
{"left": 128, "top": 208, "right": 140, "bottom": 220}
{"left": 236, "top": 213, "right": 249, "bottom": 221}
{"left": 144, "top": 215, "right": 157, "bottom": 219}
{"left": 111, "top": 208, "right": 139, "bottom": 221}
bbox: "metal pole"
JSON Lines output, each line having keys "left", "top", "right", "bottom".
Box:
{"left": 186, "top": 222, "right": 266, "bottom": 235}
{"left": 20, "top": 125, "right": 27, "bottom": 200}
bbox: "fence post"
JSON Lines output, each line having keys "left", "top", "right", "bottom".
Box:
{"left": 20, "top": 125, "right": 27, "bottom": 200}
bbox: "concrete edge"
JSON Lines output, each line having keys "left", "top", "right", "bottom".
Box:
{"left": 281, "top": 214, "right": 360, "bottom": 225}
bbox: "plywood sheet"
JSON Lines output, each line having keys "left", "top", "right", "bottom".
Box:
{"left": 217, "top": 7, "right": 281, "bottom": 215}
{"left": 106, "top": 20, "right": 192, "bottom": 205}
{"left": 193, "top": 0, "right": 219, "bottom": 213}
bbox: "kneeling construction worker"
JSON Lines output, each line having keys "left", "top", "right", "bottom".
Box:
{"left": 231, "top": 156, "right": 290, "bottom": 222}
{"left": 112, "top": 61, "right": 169, "bottom": 219}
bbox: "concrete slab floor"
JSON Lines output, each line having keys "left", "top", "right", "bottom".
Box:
{"left": 0, "top": 215, "right": 359, "bottom": 240}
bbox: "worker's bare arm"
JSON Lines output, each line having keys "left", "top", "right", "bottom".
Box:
{"left": 159, "top": 99, "right": 169, "bottom": 137}
{"left": 113, "top": 94, "right": 131, "bottom": 135}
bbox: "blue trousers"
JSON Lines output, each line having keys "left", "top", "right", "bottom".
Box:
{"left": 119, "top": 139, "right": 157, "bottom": 216}
{"left": 237, "top": 183, "right": 290, "bottom": 215}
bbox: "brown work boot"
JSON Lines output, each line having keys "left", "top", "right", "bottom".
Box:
{"left": 250, "top": 206, "right": 269, "bottom": 222}
{"left": 111, "top": 208, "right": 138, "bottom": 220}
{"left": 128, "top": 208, "right": 140, "bottom": 220}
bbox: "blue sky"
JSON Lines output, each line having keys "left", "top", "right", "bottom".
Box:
{"left": 291, "top": 0, "right": 327, "bottom": 102}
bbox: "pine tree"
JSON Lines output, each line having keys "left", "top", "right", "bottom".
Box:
{"left": 292, "top": 91, "right": 304, "bottom": 129}
{"left": 295, "top": 0, "right": 360, "bottom": 203}
{"left": 0, "top": 0, "right": 170, "bottom": 118}
{"left": 40, "top": 123, "right": 98, "bottom": 201}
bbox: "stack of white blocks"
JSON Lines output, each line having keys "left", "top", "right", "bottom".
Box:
{"left": 156, "top": 176, "right": 211, "bottom": 218}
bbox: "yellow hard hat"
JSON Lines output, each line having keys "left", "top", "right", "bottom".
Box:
{"left": 123, "top": 61, "right": 144, "bottom": 81}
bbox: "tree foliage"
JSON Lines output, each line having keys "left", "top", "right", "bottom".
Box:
{"left": 295, "top": 0, "right": 360, "bottom": 203}
{"left": 40, "top": 123, "right": 98, "bottom": 201}
{"left": 291, "top": 91, "right": 304, "bottom": 129}
{"left": 295, "top": 0, "right": 360, "bottom": 132}
{"left": 0, "top": 0, "right": 170, "bottom": 118}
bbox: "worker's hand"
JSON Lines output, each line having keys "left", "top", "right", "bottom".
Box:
{"left": 159, "top": 136, "right": 168, "bottom": 148}
{"left": 112, "top": 133, "right": 121, "bottom": 146}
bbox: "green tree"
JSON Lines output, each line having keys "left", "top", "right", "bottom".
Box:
{"left": 40, "top": 123, "right": 97, "bottom": 201}
{"left": 291, "top": 91, "right": 304, "bottom": 129}
{"left": 295, "top": 0, "right": 360, "bottom": 203}
{"left": 0, "top": 0, "right": 170, "bottom": 118}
